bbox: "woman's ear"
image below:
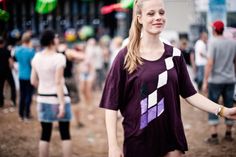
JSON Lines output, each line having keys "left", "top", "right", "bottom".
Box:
{"left": 137, "top": 15, "right": 142, "bottom": 25}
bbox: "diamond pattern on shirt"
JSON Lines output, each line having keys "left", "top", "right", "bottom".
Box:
{"left": 139, "top": 47, "right": 181, "bottom": 129}
{"left": 157, "top": 71, "right": 167, "bottom": 88}
{"left": 148, "top": 90, "right": 157, "bottom": 108}
{"left": 165, "top": 57, "right": 174, "bottom": 70}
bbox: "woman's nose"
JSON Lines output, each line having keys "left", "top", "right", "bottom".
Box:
{"left": 154, "top": 14, "right": 162, "bottom": 21}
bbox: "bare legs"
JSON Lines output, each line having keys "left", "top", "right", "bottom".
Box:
{"left": 39, "top": 140, "right": 72, "bottom": 157}
{"left": 164, "top": 150, "right": 183, "bottom": 157}
{"left": 79, "top": 79, "right": 94, "bottom": 108}
{"left": 39, "top": 141, "right": 49, "bottom": 157}
{"left": 62, "top": 140, "right": 72, "bottom": 157}
{"left": 211, "top": 124, "right": 218, "bottom": 135}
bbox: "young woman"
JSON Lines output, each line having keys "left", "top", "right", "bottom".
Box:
{"left": 99, "top": 0, "right": 236, "bottom": 157}
{"left": 31, "top": 30, "right": 72, "bottom": 157}
{"left": 78, "top": 38, "right": 96, "bottom": 107}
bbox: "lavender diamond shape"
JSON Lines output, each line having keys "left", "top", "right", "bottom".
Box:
{"left": 140, "top": 98, "right": 148, "bottom": 114}
{"left": 140, "top": 113, "right": 148, "bottom": 129}
{"left": 148, "top": 106, "right": 157, "bottom": 123}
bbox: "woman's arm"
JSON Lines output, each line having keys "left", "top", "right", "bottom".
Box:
{"left": 105, "top": 109, "right": 124, "bottom": 157}
{"left": 55, "top": 66, "right": 65, "bottom": 118}
{"left": 186, "top": 93, "right": 236, "bottom": 119}
{"left": 30, "top": 66, "right": 38, "bottom": 87}
{"left": 65, "top": 49, "right": 85, "bottom": 62}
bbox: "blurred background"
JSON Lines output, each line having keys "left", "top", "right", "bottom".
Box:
{"left": 0, "top": 0, "right": 235, "bottom": 44}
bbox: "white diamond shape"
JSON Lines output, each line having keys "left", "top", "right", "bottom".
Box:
{"left": 165, "top": 57, "right": 173, "bottom": 70}
{"left": 148, "top": 90, "right": 157, "bottom": 108}
{"left": 173, "top": 48, "right": 181, "bottom": 56}
{"left": 157, "top": 71, "right": 167, "bottom": 88}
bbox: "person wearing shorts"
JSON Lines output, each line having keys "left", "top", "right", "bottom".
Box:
{"left": 31, "top": 30, "right": 72, "bottom": 157}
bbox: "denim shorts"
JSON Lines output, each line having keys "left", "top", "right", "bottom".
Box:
{"left": 208, "top": 83, "right": 235, "bottom": 125}
{"left": 38, "top": 103, "right": 72, "bottom": 122}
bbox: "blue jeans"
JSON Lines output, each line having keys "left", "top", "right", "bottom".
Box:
{"left": 19, "top": 79, "right": 34, "bottom": 119}
{"left": 196, "top": 65, "right": 204, "bottom": 90}
{"left": 208, "top": 83, "right": 235, "bottom": 125}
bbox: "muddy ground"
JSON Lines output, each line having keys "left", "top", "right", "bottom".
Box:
{"left": 0, "top": 91, "right": 236, "bottom": 157}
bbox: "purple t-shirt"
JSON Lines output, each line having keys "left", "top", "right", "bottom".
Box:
{"left": 100, "top": 43, "right": 196, "bottom": 157}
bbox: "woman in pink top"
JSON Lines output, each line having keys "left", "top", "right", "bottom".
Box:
{"left": 31, "top": 30, "right": 72, "bottom": 157}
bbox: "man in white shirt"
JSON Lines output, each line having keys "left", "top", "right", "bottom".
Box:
{"left": 194, "top": 31, "right": 208, "bottom": 91}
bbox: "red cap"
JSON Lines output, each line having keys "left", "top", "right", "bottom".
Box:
{"left": 212, "top": 20, "right": 224, "bottom": 32}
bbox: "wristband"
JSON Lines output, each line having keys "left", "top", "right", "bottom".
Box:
{"left": 215, "top": 105, "right": 224, "bottom": 117}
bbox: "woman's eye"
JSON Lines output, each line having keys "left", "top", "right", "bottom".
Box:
{"left": 147, "top": 12, "right": 154, "bottom": 16}
{"left": 159, "top": 10, "right": 165, "bottom": 15}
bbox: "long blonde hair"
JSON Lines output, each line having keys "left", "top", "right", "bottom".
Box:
{"left": 124, "top": 0, "right": 143, "bottom": 74}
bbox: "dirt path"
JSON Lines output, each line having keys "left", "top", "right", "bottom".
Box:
{"left": 0, "top": 92, "right": 236, "bottom": 157}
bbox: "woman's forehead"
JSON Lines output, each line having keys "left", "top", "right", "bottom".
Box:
{"left": 141, "top": 0, "right": 165, "bottom": 11}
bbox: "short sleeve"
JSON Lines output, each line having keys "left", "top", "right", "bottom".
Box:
{"left": 56, "top": 54, "right": 66, "bottom": 69}
{"left": 176, "top": 52, "right": 197, "bottom": 98}
{"left": 99, "top": 49, "right": 126, "bottom": 110}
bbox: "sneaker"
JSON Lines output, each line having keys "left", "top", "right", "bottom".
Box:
{"left": 205, "top": 136, "right": 219, "bottom": 145}
{"left": 223, "top": 135, "right": 234, "bottom": 142}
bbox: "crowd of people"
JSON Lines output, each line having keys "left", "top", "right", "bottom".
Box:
{"left": 0, "top": 0, "right": 236, "bottom": 156}
{"left": 0, "top": 27, "right": 126, "bottom": 156}
{"left": 0, "top": 31, "right": 124, "bottom": 113}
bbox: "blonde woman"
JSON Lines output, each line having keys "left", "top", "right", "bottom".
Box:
{"left": 99, "top": 0, "right": 236, "bottom": 157}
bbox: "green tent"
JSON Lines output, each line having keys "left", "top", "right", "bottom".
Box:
{"left": 35, "top": 0, "right": 57, "bottom": 14}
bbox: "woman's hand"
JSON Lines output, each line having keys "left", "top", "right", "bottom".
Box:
{"left": 109, "top": 146, "right": 124, "bottom": 157}
{"left": 224, "top": 107, "right": 236, "bottom": 119}
{"left": 57, "top": 104, "right": 65, "bottom": 118}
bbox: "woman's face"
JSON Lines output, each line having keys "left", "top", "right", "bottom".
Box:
{"left": 137, "top": 0, "right": 166, "bottom": 35}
